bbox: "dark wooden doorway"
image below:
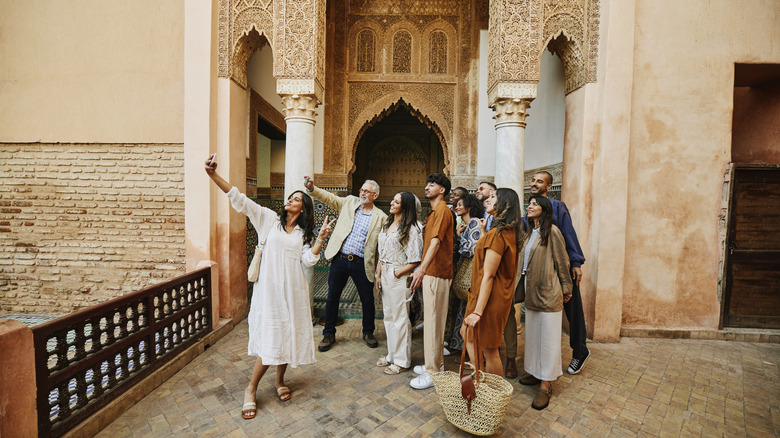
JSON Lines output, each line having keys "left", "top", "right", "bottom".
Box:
{"left": 352, "top": 101, "right": 445, "bottom": 215}
{"left": 722, "top": 165, "right": 780, "bottom": 329}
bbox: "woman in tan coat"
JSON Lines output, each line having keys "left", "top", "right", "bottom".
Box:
{"left": 516, "top": 195, "right": 573, "bottom": 410}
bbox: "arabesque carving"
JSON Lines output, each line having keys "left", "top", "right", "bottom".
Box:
{"left": 488, "top": 0, "right": 600, "bottom": 101}
{"left": 349, "top": 0, "right": 459, "bottom": 16}
{"left": 219, "top": 0, "right": 326, "bottom": 98}
{"left": 219, "top": 0, "right": 274, "bottom": 88}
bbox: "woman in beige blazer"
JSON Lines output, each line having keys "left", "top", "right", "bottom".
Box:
{"left": 516, "top": 195, "right": 573, "bottom": 410}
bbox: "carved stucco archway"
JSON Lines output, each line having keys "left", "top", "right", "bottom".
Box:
{"left": 348, "top": 94, "right": 451, "bottom": 176}
{"left": 488, "top": 0, "right": 600, "bottom": 101}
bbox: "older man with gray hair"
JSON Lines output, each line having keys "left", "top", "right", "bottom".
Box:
{"left": 304, "top": 176, "right": 388, "bottom": 351}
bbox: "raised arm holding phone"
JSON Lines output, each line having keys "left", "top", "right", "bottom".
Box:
{"left": 204, "top": 154, "right": 334, "bottom": 420}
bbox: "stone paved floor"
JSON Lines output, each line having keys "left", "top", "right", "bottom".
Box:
{"left": 97, "top": 318, "right": 780, "bottom": 437}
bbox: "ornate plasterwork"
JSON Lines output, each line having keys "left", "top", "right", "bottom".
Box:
{"left": 325, "top": 0, "right": 479, "bottom": 183}
{"left": 219, "top": 0, "right": 326, "bottom": 98}
{"left": 492, "top": 98, "right": 532, "bottom": 128}
{"left": 281, "top": 94, "right": 319, "bottom": 122}
{"left": 348, "top": 82, "right": 454, "bottom": 139}
{"left": 347, "top": 88, "right": 453, "bottom": 173}
{"left": 487, "top": 0, "right": 600, "bottom": 101}
{"left": 219, "top": 0, "right": 274, "bottom": 88}
{"left": 349, "top": 0, "right": 459, "bottom": 16}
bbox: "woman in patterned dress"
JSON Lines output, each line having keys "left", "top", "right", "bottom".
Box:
{"left": 375, "top": 191, "right": 423, "bottom": 374}
{"left": 205, "top": 154, "right": 335, "bottom": 420}
{"left": 449, "top": 194, "right": 484, "bottom": 355}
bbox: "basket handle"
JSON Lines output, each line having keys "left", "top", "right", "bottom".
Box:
{"left": 459, "top": 325, "right": 481, "bottom": 414}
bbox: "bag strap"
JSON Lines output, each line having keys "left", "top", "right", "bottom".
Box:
{"left": 459, "top": 325, "right": 481, "bottom": 414}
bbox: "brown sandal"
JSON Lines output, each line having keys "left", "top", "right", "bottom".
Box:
{"left": 532, "top": 386, "right": 552, "bottom": 410}
{"left": 241, "top": 402, "right": 257, "bottom": 419}
{"left": 276, "top": 386, "right": 291, "bottom": 402}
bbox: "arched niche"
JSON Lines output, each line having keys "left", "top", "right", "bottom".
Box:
{"left": 348, "top": 95, "right": 451, "bottom": 175}
{"left": 232, "top": 27, "right": 273, "bottom": 89}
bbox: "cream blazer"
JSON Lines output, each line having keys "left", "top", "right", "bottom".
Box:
{"left": 308, "top": 186, "right": 388, "bottom": 281}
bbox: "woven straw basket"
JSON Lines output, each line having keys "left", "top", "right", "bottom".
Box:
{"left": 430, "top": 325, "right": 514, "bottom": 436}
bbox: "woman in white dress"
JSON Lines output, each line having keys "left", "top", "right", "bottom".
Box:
{"left": 205, "top": 155, "right": 335, "bottom": 420}
{"left": 374, "top": 191, "right": 423, "bottom": 375}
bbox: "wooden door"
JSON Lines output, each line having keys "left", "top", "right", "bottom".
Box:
{"left": 722, "top": 166, "right": 780, "bottom": 328}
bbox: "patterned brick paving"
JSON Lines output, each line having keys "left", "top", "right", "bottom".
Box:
{"left": 97, "top": 318, "right": 780, "bottom": 437}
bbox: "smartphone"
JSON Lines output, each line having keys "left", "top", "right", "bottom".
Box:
{"left": 304, "top": 176, "right": 311, "bottom": 185}
{"left": 209, "top": 153, "right": 217, "bottom": 166}
{"left": 406, "top": 277, "right": 413, "bottom": 288}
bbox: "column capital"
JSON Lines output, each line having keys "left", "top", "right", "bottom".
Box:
{"left": 491, "top": 98, "right": 532, "bottom": 128}
{"left": 281, "top": 94, "right": 320, "bottom": 123}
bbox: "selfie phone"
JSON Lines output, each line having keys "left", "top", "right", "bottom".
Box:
{"left": 209, "top": 153, "right": 217, "bottom": 166}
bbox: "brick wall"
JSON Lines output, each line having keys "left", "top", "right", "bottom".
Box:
{"left": 0, "top": 144, "right": 186, "bottom": 315}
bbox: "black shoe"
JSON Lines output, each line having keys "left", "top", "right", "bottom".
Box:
{"left": 518, "top": 373, "right": 541, "bottom": 386}
{"left": 318, "top": 334, "right": 335, "bottom": 352}
{"left": 567, "top": 349, "right": 590, "bottom": 374}
{"left": 362, "top": 333, "right": 379, "bottom": 348}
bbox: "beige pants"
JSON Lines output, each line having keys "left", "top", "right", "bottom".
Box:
{"left": 381, "top": 266, "right": 412, "bottom": 368}
{"left": 423, "top": 275, "right": 452, "bottom": 372}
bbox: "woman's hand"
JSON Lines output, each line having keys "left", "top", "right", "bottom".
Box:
{"left": 204, "top": 154, "right": 217, "bottom": 175}
{"left": 478, "top": 217, "right": 488, "bottom": 235}
{"left": 375, "top": 274, "right": 382, "bottom": 293}
{"left": 464, "top": 312, "right": 481, "bottom": 327}
{"left": 563, "top": 294, "right": 572, "bottom": 303}
{"left": 393, "top": 269, "right": 400, "bottom": 279}
{"left": 318, "top": 215, "right": 336, "bottom": 241}
{"left": 457, "top": 223, "right": 467, "bottom": 236}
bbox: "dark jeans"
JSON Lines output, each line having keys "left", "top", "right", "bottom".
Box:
{"left": 322, "top": 256, "right": 375, "bottom": 337}
{"left": 563, "top": 277, "right": 588, "bottom": 359}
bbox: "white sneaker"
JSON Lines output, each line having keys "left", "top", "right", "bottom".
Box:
{"left": 413, "top": 364, "right": 444, "bottom": 375}
{"left": 410, "top": 372, "right": 434, "bottom": 390}
{"left": 415, "top": 322, "right": 424, "bottom": 330}
{"left": 443, "top": 347, "right": 451, "bottom": 356}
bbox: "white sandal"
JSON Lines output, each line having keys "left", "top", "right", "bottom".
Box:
{"left": 384, "top": 364, "right": 407, "bottom": 375}
{"left": 377, "top": 357, "right": 391, "bottom": 367}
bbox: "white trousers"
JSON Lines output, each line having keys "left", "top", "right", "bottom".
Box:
{"left": 381, "top": 266, "right": 412, "bottom": 368}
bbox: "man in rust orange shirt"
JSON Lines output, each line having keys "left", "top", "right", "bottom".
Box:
{"left": 409, "top": 173, "right": 454, "bottom": 390}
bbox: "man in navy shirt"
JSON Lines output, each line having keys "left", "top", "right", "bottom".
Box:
{"left": 527, "top": 171, "right": 590, "bottom": 374}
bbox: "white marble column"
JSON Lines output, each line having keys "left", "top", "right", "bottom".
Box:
{"left": 282, "top": 94, "right": 319, "bottom": 198}
{"left": 492, "top": 98, "right": 532, "bottom": 192}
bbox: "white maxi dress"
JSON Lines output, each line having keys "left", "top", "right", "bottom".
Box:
{"left": 227, "top": 188, "right": 319, "bottom": 368}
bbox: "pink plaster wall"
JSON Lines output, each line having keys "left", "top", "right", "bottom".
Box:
{"left": 620, "top": 0, "right": 780, "bottom": 329}
{"left": 732, "top": 83, "right": 780, "bottom": 164}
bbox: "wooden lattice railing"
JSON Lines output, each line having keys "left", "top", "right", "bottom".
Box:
{"left": 32, "top": 267, "right": 213, "bottom": 437}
